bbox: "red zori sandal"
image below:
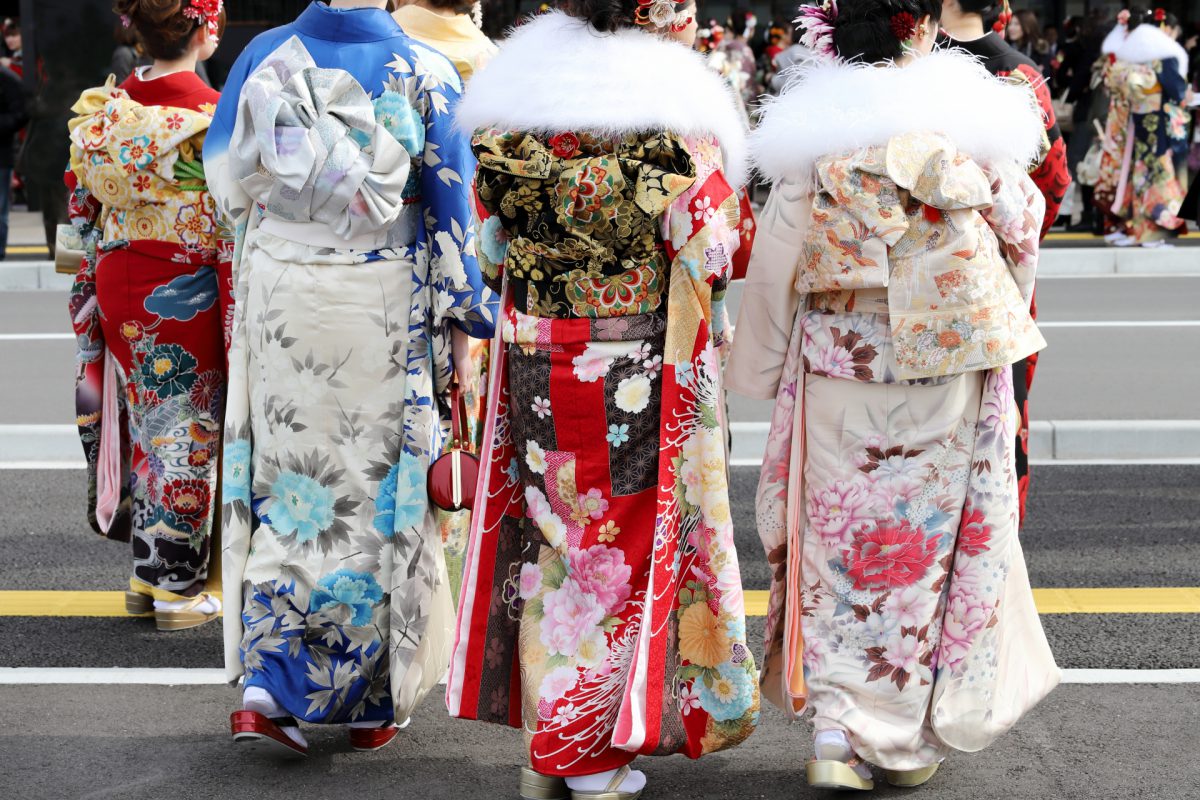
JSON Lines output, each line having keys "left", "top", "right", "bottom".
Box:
{"left": 349, "top": 721, "right": 403, "bottom": 752}
{"left": 230, "top": 710, "right": 307, "bottom": 758}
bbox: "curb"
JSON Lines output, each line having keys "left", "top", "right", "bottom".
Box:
{"left": 2, "top": 249, "right": 1199, "bottom": 292}
{"left": 726, "top": 420, "right": 1200, "bottom": 465}
{"left": 8, "top": 422, "right": 1197, "bottom": 467}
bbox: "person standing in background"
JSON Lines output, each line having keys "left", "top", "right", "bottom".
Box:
{"left": 1007, "top": 8, "right": 1052, "bottom": 75}
{"left": 110, "top": 18, "right": 152, "bottom": 85}
{"left": 66, "top": 0, "right": 230, "bottom": 632}
{"left": 2, "top": 20, "right": 23, "bottom": 76}
{"left": 392, "top": 0, "right": 497, "bottom": 81}
{"left": 939, "top": 0, "right": 1071, "bottom": 525}
{"left": 0, "top": 62, "right": 27, "bottom": 260}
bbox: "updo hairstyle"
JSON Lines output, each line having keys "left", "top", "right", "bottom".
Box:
{"left": 113, "top": 0, "right": 225, "bottom": 61}
{"left": 832, "top": 0, "right": 945, "bottom": 63}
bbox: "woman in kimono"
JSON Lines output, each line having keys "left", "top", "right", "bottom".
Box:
{"left": 727, "top": 0, "right": 1060, "bottom": 790}
{"left": 1095, "top": 8, "right": 1191, "bottom": 246}
{"left": 445, "top": 5, "right": 759, "bottom": 799}
{"left": 205, "top": 0, "right": 497, "bottom": 757}
{"left": 67, "top": 0, "right": 229, "bottom": 632}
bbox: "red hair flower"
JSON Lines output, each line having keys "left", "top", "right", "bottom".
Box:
{"left": 1154, "top": 8, "right": 1166, "bottom": 22}
{"left": 890, "top": 12, "right": 918, "bottom": 43}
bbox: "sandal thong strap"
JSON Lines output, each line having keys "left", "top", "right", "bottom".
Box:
{"left": 606, "top": 766, "right": 631, "bottom": 793}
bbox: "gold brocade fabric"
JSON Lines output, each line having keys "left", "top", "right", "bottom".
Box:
{"left": 473, "top": 129, "right": 697, "bottom": 318}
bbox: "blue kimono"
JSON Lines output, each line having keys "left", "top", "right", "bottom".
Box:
{"left": 206, "top": 2, "right": 497, "bottom": 725}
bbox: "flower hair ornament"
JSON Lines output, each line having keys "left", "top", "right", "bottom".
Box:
{"left": 1153, "top": 7, "right": 1167, "bottom": 24}
{"left": 635, "top": 0, "right": 695, "bottom": 33}
{"left": 890, "top": 11, "right": 918, "bottom": 45}
{"left": 796, "top": 0, "right": 838, "bottom": 60}
{"left": 182, "top": 0, "right": 223, "bottom": 44}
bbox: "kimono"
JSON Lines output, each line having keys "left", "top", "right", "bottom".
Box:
{"left": 205, "top": 2, "right": 498, "bottom": 726}
{"left": 66, "top": 68, "right": 231, "bottom": 600}
{"left": 445, "top": 12, "right": 760, "bottom": 776}
{"left": 941, "top": 31, "right": 1072, "bottom": 523}
{"left": 729, "top": 51, "right": 1060, "bottom": 771}
{"left": 1095, "top": 23, "right": 1191, "bottom": 243}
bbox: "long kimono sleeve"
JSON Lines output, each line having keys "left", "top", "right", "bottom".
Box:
{"left": 421, "top": 78, "right": 498, "bottom": 341}
{"left": 1008, "top": 64, "right": 1070, "bottom": 238}
{"left": 724, "top": 180, "right": 810, "bottom": 401}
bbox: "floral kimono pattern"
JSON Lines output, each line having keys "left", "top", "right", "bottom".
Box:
{"left": 66, "top": 74, "right": 231, "bottom": 599}
{"left": 732, "top": 131, "right": 1058, "bottom": 770}
{"left": 205, "top": 4, "right": 497, "bottom": 726}
{"left": 1096, "top": 57, "right": 1189, "bottom": 242}
{"left": 448, "top": 132, "right": 759, "bottom": 774}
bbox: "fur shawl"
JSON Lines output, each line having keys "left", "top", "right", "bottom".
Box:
{"left": 455, "top": 11, "right": 749, "bottom": 185}
{"left": 750, "top": 49, "right": 1046, "bottom": 186}
{"left": 1115, "top": 23, "right": 1190, "bottom": 78}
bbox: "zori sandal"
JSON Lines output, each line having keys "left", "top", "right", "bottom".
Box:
{"left": 519, "top": 767, "right": 569, "bottom": 800}
{"left": 125, "top": 589, "right": 154, "bottom": 618}
{"left": 806, "top": 757, "right": 875, "bottom": 791}
{"left": 349, "top": 719, "right": 409, "bottom": 752}
{"left": 569, "top": 765, "right": 645, "bottom": 800}
{"left": 154, "top": 592, "right": 221, "bottom": 631}
{"left": 230, "top": 710, "right": 308, "bottom": 758}
{"left": 884, "top": 763, "right": 940, "bottom": 788}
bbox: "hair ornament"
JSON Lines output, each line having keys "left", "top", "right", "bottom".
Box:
{"left": 992, "top": 0, "right": 1013, "bottom": 33}
{"left": 635, "top": 0, "right": 693, "bottom": 31}
{"left": 1116, "top": 8, "right": 1130, "bottom": 26}
{"left": 1153, "top": 7, "right": 1166, "bottom": 22}
{"left": 182, "top": 0, "right": 222, "bottom": 43}
{"left": 120, "top": 14, "right": 132, "bottom": 28}
{"left": 796, "top": 0, "right": 838, "bottom": 60}
{"left": 890, "top": 11, "right": 918, "bottom": 43}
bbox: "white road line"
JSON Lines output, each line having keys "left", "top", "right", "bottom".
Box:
{"left": 0, "top": 667, "right": 1195, "bottom": 686}
{"left": 0, "top": 461, "right": 88, "bottom": 470}
{"left": 1038, "top": 321, "right": 1200, "bottom": 328}
{"left": 0, "top": 333, "right": 74, "bottom": 341}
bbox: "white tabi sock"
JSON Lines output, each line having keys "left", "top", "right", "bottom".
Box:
{"left": 154, "top": 595, "right": 221, "bottom": 614}
{"left": 243, "top": 686, "right": 307, "bottom": 748}
{"left": 565, "top": 767, "right": 647, "bottom": 794}
{"left": 815, "top": 729, "right": 873, "bottom": 780}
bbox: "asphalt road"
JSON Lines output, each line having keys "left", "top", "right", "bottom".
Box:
{"left": 2, "top": 464, "right": 1198, "bottom": 671}
{"left": 5, "top": 276, "right": 1200, "bottom": 424}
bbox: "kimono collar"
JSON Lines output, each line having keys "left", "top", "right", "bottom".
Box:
{"left": 455, "top": 10, "right": 748, "bottom": 185}
{"left": 393, "top": 5, "right": 483, "bottom": 45}
{"left": 1114, "top": 24, "right": 1189, "bottom": 77}
{"left": 750, "top": 48, "right": 1045, "bottom": 186}
{"left": 293, "top": 2, "right": 399, "bottom": 43}
{"left": 121, "top": 67, "right": 216, "bottom": 112}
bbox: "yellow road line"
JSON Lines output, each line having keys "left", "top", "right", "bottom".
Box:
{"left": 2, "top": 588, "right": 1200, "bottom": 618}
{"left": 7, "top": 245, "right": 49, "bottom": 255}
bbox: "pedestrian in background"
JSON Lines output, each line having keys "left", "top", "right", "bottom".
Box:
{"left": 65, "top": 0, "right": 229, "bottom": 632}
{"left": 109, "top": 17, "right": 151, "bottom": 85}
{"left": 730, "top": 0, "right": 1059, "bottom": 789}
{"left": 392, "top": 0, "right": 497, "bottom": 81}
{"left": 1095, "top": 8, "right": 1191, "bottom": 246}
{"left": 446, "top": 4, "right": 760, "bottom": 798}
{"left": 208, "top": 0, "right": 496, "bottom": 760}
{"left": 0, "top": 61, "right": 27, "bottom": 260}
{"left": 1007, "top": 8, "right": 1053, "bottom": 75}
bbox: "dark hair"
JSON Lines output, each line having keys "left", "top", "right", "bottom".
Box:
{"left": 112, "top": 0, "right": 225, "bottom": 61}
{"left": 561, "top": 0, "right": 694, "bottom": 33}
{"left": 832, "top": 0, "right": 944, "bottom": 63}
{"left": 1129, "top": 7, "right": 1179, "bottom": 31}
{"left": 728, "top": 7, "right": 750, "bottom": 36}
{"left": 954, "top": 0, "right": 996, "bottom": 16}
{"left": 420, "top": 0, "right": 478, "bottom": 15}
{"left": 1010, "top": 9, "right": 1041, "bottom": 43}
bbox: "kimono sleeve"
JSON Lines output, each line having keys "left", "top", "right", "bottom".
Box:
{"left": 1158, "top": 58, "right": 1188, "bottom": 104}
{"left": 981, "top": 161, "right": 1045, "bottom": 307}
{"left": 420, "top": 69, "right": 499, "bottom": 340}
{"left": 1009, "top": 64, "right": 1070, "bottom": 238}
{"left": 202, "top": 43, "right": 260, "bottom": 271}
{"left": 724, "top": 180, "right": 810, "bottom": 401}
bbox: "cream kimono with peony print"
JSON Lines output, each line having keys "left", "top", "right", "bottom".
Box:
{"left": 728, "top": 51, "right": 1060, "bottom": 771}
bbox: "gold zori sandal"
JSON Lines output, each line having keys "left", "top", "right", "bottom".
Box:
{"left": 569, "top": 765, "right": 644, "bottom": 800}
{"left": 125, "top": 589, "right": 154, "bottom": 617}
{"left": 807, "top": 757, "right": 875, "bottom": 791}
{"left": 519, "top": 767, "right": 569, "bottom": 800}
{"left": 884, "top": 763, "right": 940, "bottom": 788}
{"left": 155, "top": 592, "right": 221, "bottom": 631}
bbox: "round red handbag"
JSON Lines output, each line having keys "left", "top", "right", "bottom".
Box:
{"left": 426, "top": 377, "right": 480, "bottom": 513}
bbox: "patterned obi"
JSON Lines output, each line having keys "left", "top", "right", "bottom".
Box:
{"left": 473, "top": 129, "right": 697, "bottom": 319}
{"left": 68, "top": 83, "right": 221, "bottom": 256}
{"left": 801, "top": 132, "right": 1045, "bottom": 380}
{"left": 230, "top": 36, "right": 420, "bottom": 250}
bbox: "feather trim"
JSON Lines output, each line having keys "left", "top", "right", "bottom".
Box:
{"left": 750, "top": 49, "right": 1047, "bottom": 186}
{"left": 455, "top": 11, "right": 749, "bottom": 185}
{"left": 1115, "top": 24, "right": 1189, "bottom": 77}
{"left": 1101, "top": 24, "right": 1127, "bottom": 55}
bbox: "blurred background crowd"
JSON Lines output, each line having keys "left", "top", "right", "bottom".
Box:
{"left": 0, "top": 0, "right": 1197, "bottom": 259}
